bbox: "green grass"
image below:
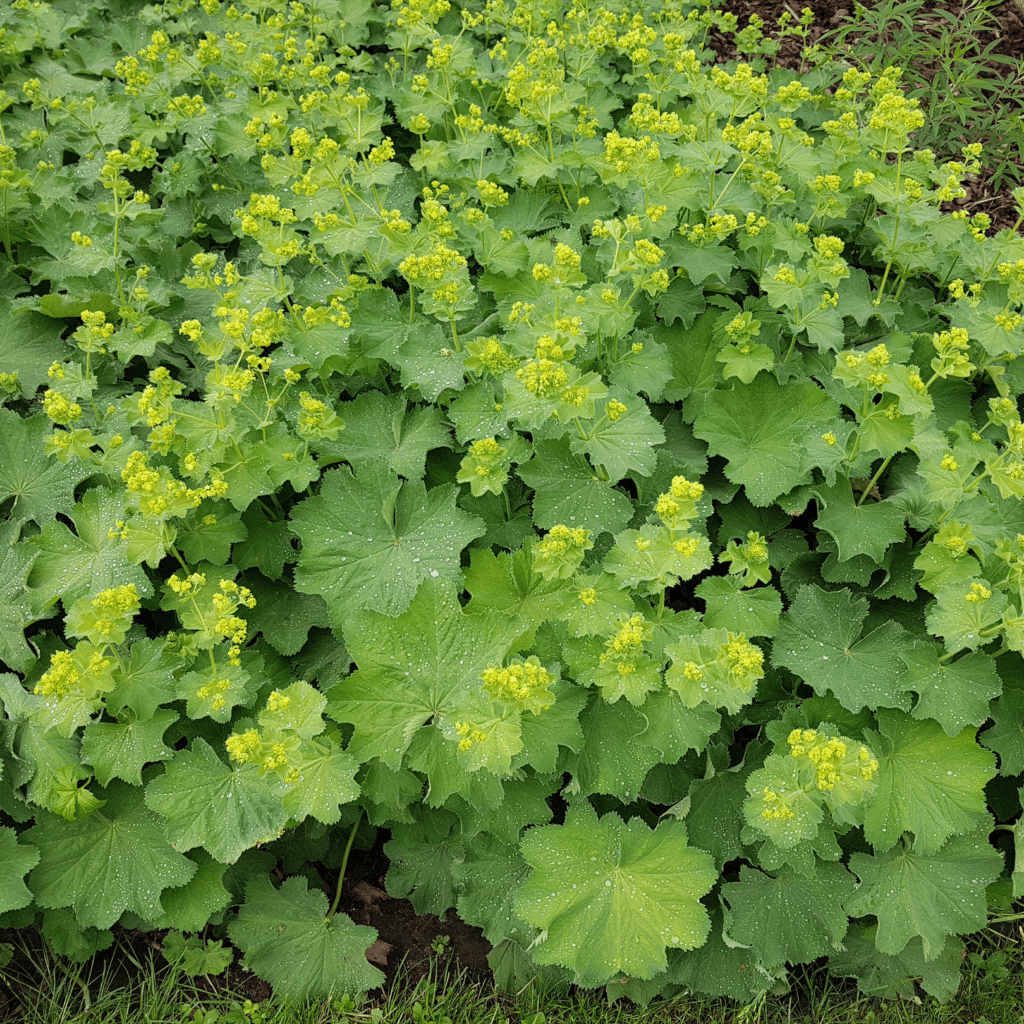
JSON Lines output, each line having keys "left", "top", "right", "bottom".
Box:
{"left": 2, "top": 922, "right": 1023, "bottom": 1024}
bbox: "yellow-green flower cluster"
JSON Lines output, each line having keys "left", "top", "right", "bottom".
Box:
{"left": 457, "top": 436, "right": 521, "bottom": 497}
{"left": 719, "top": 531, "right": 771, "bottom": 585}
{"left": 213, "top": 578, "right": 256, "bottom": 666}
{"left": 534, "top": 524, "right": 593, "bottom": 580}
{"left": 42, "top": 389, "right": 82, "bottom": 424}
{"left": 868, "top": 68, "right": 925, "bottom": 139}
{"left": 605, "top": 399, "right": 628, "bottom": 422}
{"left": 722, "top": 633, "right": 764, "bottom": 683}
{"left": 296, "top": 390, "right": 344, "bottom": 440}
{"left": 34, "top": 644, "right": 113, "bottom": 714}
{"left": 120, "top": 450, "right": 227, "bottom": 521}
{"left": 721, "top": 113, "right": 773, "bottom": 159}
{"left": 654, "top": 475, "right": 704, "bottom": 529}
{"left": 225, "top": 724, "right": 299, "bottom": 782}
{"left": 681, "top": 213, "right": 739, "bottom": 244}
{"left": 931, "top": 327, "right": 975, "bottom": 379}
{"left": 454, "top": 721, "right": 489, "bottom": 752}
{"left": 130, "top": 365, "right": 184, "bottom": 429}
{"left": 710, "top": 62, "right": 768, "bottom": 104}
{"left": 601, "top": 130, "right": 660, "bottom": 178}
{"left": 80, "top": 585, "right": 140, "bottom": 643}
{"left": 760, "top": 787, "right": 796, "bottom": 821}
{"left": 465, "top": 336, "right": 519, "bottom": 375}
{"left": 787, "top": 728, "right": 878, "bottom": 789}
{"left": 628, "top": 97, "right": 684, "bottom": 136}
{"left": 481, "top": 655, "right": 554, "bottom": 714}
{"left": 516, "top": 357, "right": 569, "bottom": 397}
{"left": 599, "top": 614, "right": 653, "bottom": 677}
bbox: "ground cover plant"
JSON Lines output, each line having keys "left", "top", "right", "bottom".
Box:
{"left": 700, "top": 0, "right": 1024, "bottom": 237}
{"left": 1, "top": 0, "right": 1024, "bottom": 1011}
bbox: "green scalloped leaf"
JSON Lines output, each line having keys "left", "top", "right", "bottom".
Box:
{"left": 453, "top": 831, "right": 536, "bottom": 947}
{"left": 982, "top": 687, "right": 1024, "bottom": 775}
{"left": 722, "top": 861, "right": 855, "bottom": 969}
{"left": 773, "top": 585, "right": 912, "bottom": 712}
{"left": 316, "top": 390, "right": 451, "bottom": 479}
{"left": 0, "top": 826, "right": 40, "bottom": 913}
{"left": 845, "top": 824, "right": 1001, "bottom": 960}
{"left": 384, "top": 808, "right": 464, "bottom": 917}
{"left": 696, "top": 576, "right": 782, "bottom": 638}
{"left": 230, "top": 875, "right": 384, "bottom": 1002}
{"left": 514, "top": 801, "right": 717, "bottom": 985}
{"left": 27, "top": 781, "right": 196, "bottom": 928}
{"left": 81, "top": 708, "right": 176, "bottom": 786}
{"left": 863, "top": 709, "right": 995, "bottom": 855}
{"left": 518, "top": 439, "right": 634, "bottom": 535}
{"left": 324, "top": 577, "right": 515, "bottom": 774}
{"left": 827, "top": 922, "right": 964, "bottom": 1003}
{"left": 813, "top": 480, "right": 906, "bottom": 563}
{"left": 144, "top": 739, "right": 288, "bottom": 864}
{"left": 292, "top": 461, "right": 485, "bottom": 627}
{"left": 902, "top": 643, "right": 1001, "bottom": 737}
{"left": 692, "top": 375, "right": 840, "bottom": 506}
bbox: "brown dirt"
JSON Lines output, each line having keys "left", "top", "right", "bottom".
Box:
{"left": 0, "top": 833, "right": 493, "bottom": 1018}
{"left": 704, "top": 0, "right": 1024, "bottom": 235}
{"left": 336, "top": 840, "right": 493, "bottom": 993}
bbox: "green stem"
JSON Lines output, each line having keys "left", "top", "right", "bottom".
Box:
{"left": 171, "top": 544, "right": 191, "bottom": 573}
{"left": 327, "top": 807, "right": 363, "bottom": 921}
{"left": 856, "top": 456, "right": 891, "bottom": 506}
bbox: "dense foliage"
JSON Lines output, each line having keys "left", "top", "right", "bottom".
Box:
{"left": 1, "top": 0, "right": 1024, "bottom": 1006}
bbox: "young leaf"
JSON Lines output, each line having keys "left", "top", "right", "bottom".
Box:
{"left": 26, "top": 486, "right": 151, "bottom": 607}
{"left": 568, "top": 395, "right": 665, "bottom": 483}
{"left": 926, "top": 579, "right": 1007, "bottom": 655}
{"left": 696, "top": 576, "right": 781, "bottom": 637}
{"left": 463, "top": 542, "right": 573, "bottom": 649}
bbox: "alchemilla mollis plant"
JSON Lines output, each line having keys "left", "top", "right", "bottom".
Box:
{"left": 1, "top": 0, "right": 1024, "bottom": 1007}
